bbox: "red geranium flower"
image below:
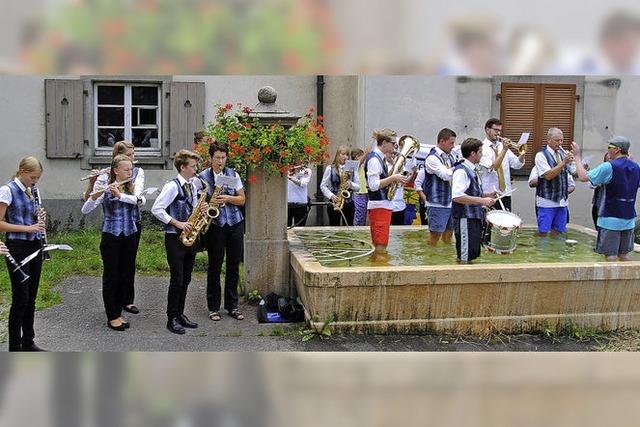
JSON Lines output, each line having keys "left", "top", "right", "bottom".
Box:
{"left": 224, "top": 103, "right": 233, "bottom": 111}
{"left": 228, "top": 132, "right": 240, "bottom": 141}
{"left": 242, "top": 106, "right": 252, "bottom": 114}
{"left": 263, "top": 146, "right": 272, "bottom": 154}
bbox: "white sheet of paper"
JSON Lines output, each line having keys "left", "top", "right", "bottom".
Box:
{"left": 343, "top": 160, "right": 360, "bottom": 173}
{"left": 215, "top": 175, "right": 239, "bottom": 187}
{"left": 140, "top": 187, "right": 159, "bottom": 196}
{"left": 517, "top": 132, "right": 530, "bottom": 146}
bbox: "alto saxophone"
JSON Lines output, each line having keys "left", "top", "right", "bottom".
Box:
{"left": 387, "top": 135, "right": 420, "bottom": 200}
{"left": 179, "top": 179, "right": 219, "bottom": 247}
{"left": 332, "top": 170, "right": 352, "bottom": 211}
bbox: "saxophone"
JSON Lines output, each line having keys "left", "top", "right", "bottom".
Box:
{"left": 179, "top": 179, "right": 220, "bottom": 247}
{"left": 387, "top": 135, "right": 420, "bottom": 200}
{"left": 332, "top": 170, "right": 352, "bottom": 211}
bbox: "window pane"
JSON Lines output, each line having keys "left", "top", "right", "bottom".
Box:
{"left": 97, "top": 128, "right": 124, "bottom": 147}
{"left": 132, "top": 128, "right": 158, "bottom": 148}
{"left": 97, "top": 107, "right": 124, "bottom": 126}
{"left": 137, "top": 108, "right": 157, "bottom": 125}
{"left": 132, "top": 86, "right": 158, "bottom": 105}
{"left": 97, "top": 86, "right": 124, "bottom": 105}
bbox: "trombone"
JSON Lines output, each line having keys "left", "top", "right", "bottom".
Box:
{"left": 498, "top": 136, "right": 527, "bottom": 156}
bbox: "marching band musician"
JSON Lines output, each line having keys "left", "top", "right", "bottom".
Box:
{"left": 385, "top": 150, "right": 406, "bottom": 225}
{"left": 534, "top": 128, "right": 574, "bottom": 236}
{"left": 451, "top": 138, "right": 497, "bottom": 264}
{"left": 320, "top": 145, "right": 359, "bottom": 226}
{"left": 479, "top": 118, "right": 525, "bottom": 211}
{"left": 0, "top": 157, "right": 47, "bottom": 351}
{"left": 423, "top": 128, "right": 457, "bottom": 245}
{"left": 287, "top": 163, "right": 312, "bottom": 227}
{"left": 151, "top": 149, "right": 201, "bottom": 335}
{"left": 83, "top": 141, "right": 145, "bottom": 316}
{"left": 351, "top": 148, "right": 369, "bottom": 226}
{"left": 81, "top": 155, "right": 141, "bottom": 332}
{"left": 364, "top": 129, "right": 407, "bottom": 262}
{"left": 193, "top": 142, "right": 246, "bottom": 323}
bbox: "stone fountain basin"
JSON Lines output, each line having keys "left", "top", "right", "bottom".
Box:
{"left": 288, "top": 225, "right": 640, "bottom": 335}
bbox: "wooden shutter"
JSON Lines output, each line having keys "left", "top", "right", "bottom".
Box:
{"left": 44, "top": 79, "right": 84, "bottom": 158}
{"left": 169, "top": 81, "right": 205, "bottom": 156}
{"left": 499, "top": 82, "right": 576, "bottom": 174}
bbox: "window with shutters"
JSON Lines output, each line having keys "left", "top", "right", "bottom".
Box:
{"left": 499, "top": 82, "right": 577, "bottom": 175}
{"left": 94, "top": 83, "right": 162, "bottom": 157}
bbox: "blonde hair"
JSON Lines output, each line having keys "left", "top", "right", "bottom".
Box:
{"left": 13, "top": 156, "right": 43, "bottom": 179}
{"left": 173, "top": 149, "right": 201, "bottom": 172}
{"left": 331, "top": 145, "right": 350, "bottom": 174}
{"left": 372, "top": 129, "right": 397, "bottom": 146}
{"left": 112, "top": 140, "right": 135, "bottom": 158}
{"left": 109, "top": 155, "right": 134, "bottom": 194}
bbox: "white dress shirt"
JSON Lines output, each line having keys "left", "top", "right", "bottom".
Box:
{"left": 81, "top": 187, "right": 139, "bottom": 214}
{"left": 320, "top": 165, "right": 359, "bottom": 201}
{"left": 424, "top": 146, "right": 455, "bottom": 208}
{"left": 534, "top": 146, "right": 571, "bottom": 208}
{"left": 151, "top": 175, "right": 198, "bottom": 226}
{"left": 287, "top": 167, "right": 312, "bottom": 204}
{"left": 452, "top": 159, "right": 479, "bottom": 199}
{"left": 94, "top": 167, "right": 146, "bottom": 205}
{"left": 478, "top": 137, "right": 524, "bottom": 193}
{"left": 366, "top": 147, "right": 393, "bottom": 210}
{"left": 0, "top": 178, "right": 37, "bottom": 206}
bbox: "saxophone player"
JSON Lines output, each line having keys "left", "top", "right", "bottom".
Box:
{"left": 193, "top": 141, "right": 246, "bottom": 322}
{"left": 0, "top": 157, "right": 47, "bottom": 351}
{"left": 320, "top": 145, "right": 359, "bottom": 225}
{"left": 151, "top": 149, "right": 201, "bottom": 335}
{"left": 364, "top": 129, "right": 408, "bottom": 262}
{"left": 81, "top": 155, "right": 140, "bottom": 332}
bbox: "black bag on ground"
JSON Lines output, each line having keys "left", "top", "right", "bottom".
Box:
{"left": 257, "top": 292, "right": 305, "bottom": 323}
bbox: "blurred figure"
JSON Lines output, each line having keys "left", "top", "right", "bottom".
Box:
{"left": 436, "top": 16, "right": 504, "bottom": 75}
{"left": 507, "top": 28, "right": 557, "bottom": 74}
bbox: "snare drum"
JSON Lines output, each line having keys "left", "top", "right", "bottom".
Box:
{"left": 485, "top": 211, "right": 522, "bottom": 254}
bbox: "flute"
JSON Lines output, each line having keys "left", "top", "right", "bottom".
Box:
{"left": 4, "top": 251, "right": 30, "bottom": 283}
{"left": 32, "top": 187, "right": 50, "bottom": 261}
{"left": 80, "top": 161, "right": 139, "bottom": 181}
{"left": 88, "top": 177, "right": 134, "bottom": 197}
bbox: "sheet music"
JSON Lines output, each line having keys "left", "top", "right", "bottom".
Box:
{"left": 343, "top": 160, "right": 360, "bottom": 173}
{"left": 215, "top": 175, "right": 240, "bottom": 187}
{"left": 517, "top": 132, "right": 530, "bottom": 146}
{"left": 140, "top": 187, "right": 159, "bottom": 196}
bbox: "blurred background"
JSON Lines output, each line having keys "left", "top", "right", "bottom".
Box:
{"left": 1, "top": 0, "right": 640, "bottom": 75}
{"left": 2, "top": 1, "right": 640, "bottom": 426}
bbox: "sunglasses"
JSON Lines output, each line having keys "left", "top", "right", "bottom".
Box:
{"left": 607, "top": 144, "right": 620, "bottom": 150}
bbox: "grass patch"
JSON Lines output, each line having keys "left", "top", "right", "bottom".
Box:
{"left": 0, "top": 229, "right": 244, "bottom": 311}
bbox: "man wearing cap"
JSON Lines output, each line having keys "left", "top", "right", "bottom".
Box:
{"left": 572, "top": 136, "right": 640, "bottom": 261}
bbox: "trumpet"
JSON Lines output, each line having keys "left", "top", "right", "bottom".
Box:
{"left": 498, "top": 136, "right": 527, "bottom": 156}
{"left": 88, "top": 177, "right": 134, "bottom": 197}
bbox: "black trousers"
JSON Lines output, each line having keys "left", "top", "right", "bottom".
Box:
{"left": 327, "top": 200, "right": 354, "bottom": 226}
{"left": 123, "top": 221, "right": 141, "bottom": 307}
{"left": 5, "top": 239, "right": 43, "bottom": 351}
{"left": 100, "top": 232, "right": 137, "bottom": 321}
{"left": 454, "top": 218, "right": 484, "bottom": 263}
{"left": 165, "top": 233, "right": 197, "bottom": 319}
{"left": 391, "top": 209, "right": 406, "bottom": 226}
{"left": 287, "top": 203, "right": 308, "bottom": 227}
{"left": 419, "top": 202, "right": 428, "bottom": 226}
{"left": 205, "top": 221, "right": 243, "bottom": 312}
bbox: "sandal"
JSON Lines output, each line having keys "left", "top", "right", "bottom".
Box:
{"left": 208, "top": 311, "right": 221, "bottom": 321}
{"left": 229, "top": 309, "right": 244, "bottom": 320}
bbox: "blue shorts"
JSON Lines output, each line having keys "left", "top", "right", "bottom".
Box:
{"left": 426, "top": 206, "right": 453, "bottom": 233}
{"left": 537, "top": 207, "right": 568, "bottom": 233}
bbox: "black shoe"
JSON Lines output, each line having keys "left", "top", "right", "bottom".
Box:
{"left": 121, "top": 320, "right": 130, "bottom": 329}
{"left": 123, "top": 305, "right": 140, "bottom": 314}
{"left": 21, "top": 343, "right": 48, "bottom": 352}
{"left": 167, "top": 318, "right": 185, "bottom": 335}
{"left": 107, "top": 321, "right": 126, "bottom": 332}
{"left": 178, "top": 314, "right": 198, "bottom": 329}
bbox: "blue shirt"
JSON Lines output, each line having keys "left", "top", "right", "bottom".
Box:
{"left": 588, "top": 161, "right": 636, "bottom": 230}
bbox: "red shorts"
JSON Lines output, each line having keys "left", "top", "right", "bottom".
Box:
{"left": 368, "top": 208, "right": 392, "bottom": 246}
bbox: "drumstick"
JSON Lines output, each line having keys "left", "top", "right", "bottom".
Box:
{"left": 493, "top": 187, "right": 517, "bottom": 201}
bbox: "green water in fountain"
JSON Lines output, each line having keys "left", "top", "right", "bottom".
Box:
{"left": 294, "top": 228, "right": 640, "bottom": 267}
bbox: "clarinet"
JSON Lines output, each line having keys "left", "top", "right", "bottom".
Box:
{"left": 32, "top": 187, "right": 50, "bottom": 261}
{"left": 4, "top": 251, "right": 30, "bottom": 283}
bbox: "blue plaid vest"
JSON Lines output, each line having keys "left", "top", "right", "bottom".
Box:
{"left": 164, "top": 178, "right": 193, "bottom": 234}
{"left": 363, "top": 151, "right": 388, "bottom": 201}
{"left": 5, "top": 181, "right": 39, "bottom": 241}
{"left": 424, "top": 148, "right": 453, "bottom": 205}
{"left": 536, "top": 148, "right": 568, "bottom": 203}
{"left": 198, "top": 167, "right": 244, "bottom": 227}
{"left": 102, "top": 191, "right": 139, "bottom": 236}
{"left": 602, "top": 157, "right": 640, "bottom": 219}
{"left": 451, "top": 163, "right": 483, "bottom": 220}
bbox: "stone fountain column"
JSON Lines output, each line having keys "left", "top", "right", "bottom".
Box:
{"left": 244, "top": 87, "right": 301, "bottom": 298}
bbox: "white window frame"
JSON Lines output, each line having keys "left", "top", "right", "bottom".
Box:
{"left": 93, "top": 82, "right": 162, "bottom": 157}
